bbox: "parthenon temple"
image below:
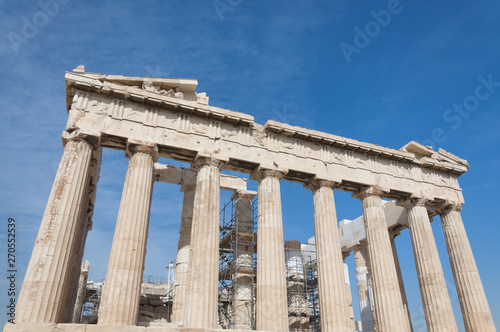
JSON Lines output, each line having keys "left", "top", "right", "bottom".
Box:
{"left": 4, "top": 66, "right": 495, "bottom": 332}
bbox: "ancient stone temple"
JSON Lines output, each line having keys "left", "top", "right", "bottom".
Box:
{"left": 4, "top": 66, "right": 496, "bottom": 332}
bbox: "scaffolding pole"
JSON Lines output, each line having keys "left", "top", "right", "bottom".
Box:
{"left": 218, "top": 195, "right": 257, "bottom": 330}
{"left": 285, "top": 241, "right": 320, "bottom": 332}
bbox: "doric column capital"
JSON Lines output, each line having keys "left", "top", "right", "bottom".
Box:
{"left": 397, "top": 197, "right": 429, "bottom": 210}
{"left": 250, "top": 166, "right": 287, "bottom": 181}
{"left": 191, "top": 154, "right": 227, "bottom": 171}
{"left": 304, "top": 177, "right": 339, "bottom": 191}
{"left": 125, "top": 140, "right": 159, "bottom": 161}
{"left": 351, "top": 185, "right": 388, "bottom": 200}
{"left": 437, "top": 202, "right": 463, "bottom": 215}
{"left": 62, "top": 129, "right": 100, "bottom": 150}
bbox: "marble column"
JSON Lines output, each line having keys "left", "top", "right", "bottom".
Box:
{"left": 16, "top": 133, "right": 98, "bottom": 323}
{"left": 72, "top": 261, "right": 90, "bottom": 323}
{"left": 62, "top": 147, "right": 102, "bottom": 322}
{"left": 98, "top": 143, "right": 158, "bottom": 326}
{"left": 251, "top": 168, "right": 289, "bottom": 331}
{"left": 307, "top": 180, "right": 353, "bottom": 332}
{"left": 390, "top": 233, "right": 413, "bottom": 331}
{"left": 353, "top": 186, "right": 411, "bottom": 332}
{"left": 402, "top": 198, "right": 458, "bottom": 332}
{"left": 440, "top": 205, "right": 496, "bottom": 332}
{"left": 171, "top": 184, "right": 195, "bottom": 324}
{"left": 353, "top": 243, "right": 374, "bottom": 332}
{"left": 183, "top": 156, "right": 226, "bottom": 329}
{"left": 232, "top": 190, "right": 257, "bottom": 331}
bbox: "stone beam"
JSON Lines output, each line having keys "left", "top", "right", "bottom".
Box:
{"left": 340, "top": 201, "right": 408, "bottom": 251}
{"left": 154, "top": 163, "right": 247, "bottom": 191}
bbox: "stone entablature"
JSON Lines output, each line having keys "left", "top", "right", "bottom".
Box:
{"left": 64, "top": 70, "right": 467, "bottom": 205}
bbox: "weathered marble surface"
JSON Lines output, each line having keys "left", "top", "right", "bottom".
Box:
{"left": 64, "top": 69, "right": 468, "bottom": 206}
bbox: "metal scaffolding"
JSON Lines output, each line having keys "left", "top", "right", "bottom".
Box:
{"left": 164, "top": 260, "right": 176, "bottom": 302}
{"left": 81, "top": 281, "right": 103, "bottom": 324}
{"left": 81, "top": 268, "right": 175, "bottom": 325}
{"left": 217, "top": 195, "right": 321, "bottom": 331}
{"left": 218, "top": 196, "right": 257, "bottom": 330}
{"left": 304, "top": 257, "right": 320, "bottom": 332}
{"left": 285, "top": 242, "right": 320, "bottom": 332}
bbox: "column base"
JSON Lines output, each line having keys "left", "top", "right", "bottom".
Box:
{"left": 3, "top": 323, "right": 280, "bottom": 332}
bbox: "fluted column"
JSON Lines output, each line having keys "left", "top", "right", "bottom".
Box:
{"left": 440, "top": 205, "right": 496, "bottom": 332}
{"left": 390, "top": 233, "right": 413, "bottom": 331}
{"left": 171, "top": 184, "right": 196, "bottom": 324}
{"left": 72, "top": 261, "right": 89, "bottom": 323}
{"left": 183, "top": 156, "right": 226, "bottom": 329}
{"left": 16, "top": 133, "right": 98, "bottom": 323}
{"left": 98, "top": 143, "right": 158, "bottom": 326}
{"left": 353, "top": 243, "right": 374, "bottom": 332}
{"left": 307, "top": 180, "right": 353, "bottom": 332}
{"left": 251, "top": 168, "right": 289, "bottom": 331}
{"left": 62, "top": 147, "right": 102, "bottom": 322}
{"left": 353, "top": 186, "right": 411, "bottom": 332}
{"left": 401, "top": 198, "right": 458, "bottom": 332}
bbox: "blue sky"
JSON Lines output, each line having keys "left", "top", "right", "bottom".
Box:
{"left": 0, "top": 1, "right": 499, "bottom": 330}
